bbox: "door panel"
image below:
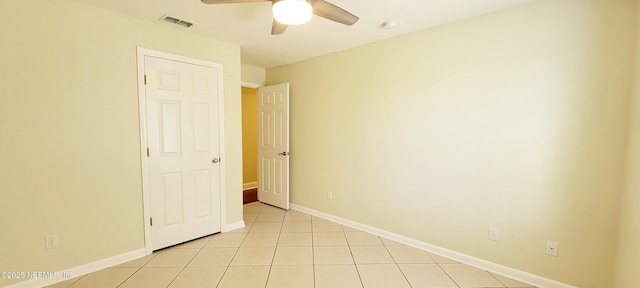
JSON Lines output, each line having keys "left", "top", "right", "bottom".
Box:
{"left": 193, "top": 169, "right": 212, "bottom": 217}
{"left": 159, "top": 101, "right": 181, "bottom": 155}
{"left": 145, "top": 55, "right": 221, "bottom": 250}
{"left": 162, "top": 172, "right": 183, "bottom": 225}
{"left": 258, "top": 83, "right": 290, "bottom": 210}
{"left": 193, "top": 104, "right": 210, "bottom": 153}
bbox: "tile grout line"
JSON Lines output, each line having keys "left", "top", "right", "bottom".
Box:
{"left": 215, "top": 205, "right": 256, "bottom": 288}
{"left": 380, "top": 236, "right": 415, "bottom": 288}
{"left": 310, "top": 210, "right": 321, "bottom": 287}
{"left": 488, "top": 271, "right": 509, "bottom": 288}
{"left": 310, "top": 212, "right": 316, "bottom": 288}
{"left": 262, "top": 207, "right": 286, "bottom": 288}
{"left": 344, "top": 224, "right": 366, "bottom": 288}
{"left": 433, "top": 262, "right": 462, "bottom": 288}
{"left": 164, "top": 235, "right": 218, "bottom": 287}
{"left": 62, "top": 273, "right": 84, "bottom": 287}
{"left": 114, "top": 248, "right": 163, "bottom": 288}
{"left": 162, "top": 245, "right": 200, "bottom": 288}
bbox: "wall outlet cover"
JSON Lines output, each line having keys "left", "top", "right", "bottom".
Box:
{"left": 46, "top": 234, "right": 58, "bottom": 249}
{"left": 489, "top": 227, "right": 499, "bottom": 241}
{"left": 546, "top": 240, "right": 558, "bottom": 256}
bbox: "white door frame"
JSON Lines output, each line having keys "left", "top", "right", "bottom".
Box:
{"left": 137, "top": 47, "right": 226, "bottom": 255}
{"left": 241, "top": 81, "right": 262, "bottom": 89}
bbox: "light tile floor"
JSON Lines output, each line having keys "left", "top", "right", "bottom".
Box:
{"left": 47, "top": 202, "right": 536, "bottom": 288}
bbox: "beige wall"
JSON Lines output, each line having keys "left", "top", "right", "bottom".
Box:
{"left": 242, "top": 87, "right": 259, "bottom": 186}
{"left": 0, "top": 0, "right": 243, "bottom": 286}
{"left": 267, "top": 0, "right": 636, "bottom": 287}
{"left": 612, "top": 1, "right": 640, "bottom": 286}
{"left": 241, "top": 64, "right": 266, "bottom": 85}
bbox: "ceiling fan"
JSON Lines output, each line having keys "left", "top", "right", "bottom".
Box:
{"left": 201, "top": 0, "right": 359, "bottom": 35}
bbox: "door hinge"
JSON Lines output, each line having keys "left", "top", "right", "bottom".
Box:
{"left": 150, "top": 217, "right": 153, "bottom": 226}
{"left": 144, "top": 75, "right": 147, "bottom": 85}
{"left": 146, "top": 147, "right": 150, "bottom": 157}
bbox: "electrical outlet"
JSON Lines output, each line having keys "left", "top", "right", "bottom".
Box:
{"left": 488, "top": 227, "right": 499, "bottom": 241}
{"left": 327, "top": 191, "right": 333, "bottom": 200}
{"left": 546, "top": 240, "right": 558, "bottom": 256}
{"left": 45, "top": 234, "right": 58, "bottom": 249}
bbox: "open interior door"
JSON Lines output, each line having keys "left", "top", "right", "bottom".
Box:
{"left": 257, "top": 83, "right": 290, "bottom": 210}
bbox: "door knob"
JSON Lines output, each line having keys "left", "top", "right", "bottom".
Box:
{"left": 278, "top": 152, "right": 289, "bottom": 156}
{"left": 212, "top": 158, "right": 220, "bottom": 163}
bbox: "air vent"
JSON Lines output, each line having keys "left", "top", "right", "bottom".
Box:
{"left": 160, "top": 14, "right": 194, "bottom": 28}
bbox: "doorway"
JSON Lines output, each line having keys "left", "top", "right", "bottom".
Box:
{"left": 242, "top": 86, "right": 259, "bottom": 204}
{"left": 241, "top": 82, "right": 290, "bottom": 209}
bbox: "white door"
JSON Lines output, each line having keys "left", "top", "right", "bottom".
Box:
{"left": 144, "top": 55, "right": 222, "bottom": 250}
{"left": 258, "top": 83, "right": 290, "bottom": 210}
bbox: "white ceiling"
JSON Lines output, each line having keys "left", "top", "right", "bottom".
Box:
{"left": 73, "top": 0, "right": 533, "bottom": 68}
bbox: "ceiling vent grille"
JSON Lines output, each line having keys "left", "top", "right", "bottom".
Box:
{"left": 160, "top": 14, "right": 194, "bottom": 28}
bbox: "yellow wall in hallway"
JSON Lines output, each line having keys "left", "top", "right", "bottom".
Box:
{"left": 242, "top": 87, "right": 259, "bottom": 186}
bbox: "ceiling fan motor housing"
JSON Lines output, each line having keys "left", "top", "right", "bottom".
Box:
{"left": 202, "top": 0, "right": 359, "bottom": 35}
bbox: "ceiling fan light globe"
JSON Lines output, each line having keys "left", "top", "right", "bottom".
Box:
{"left": 273, "top": 0, "right": 312, "bottom": 25}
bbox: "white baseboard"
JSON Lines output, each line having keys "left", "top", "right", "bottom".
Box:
{"left": 290, "top": 204, "right": 576, "bottom": 288}
{"left": 4, "top": 248, "right": 146, "bottom": 288}
{"left": 222, "top": 220, "right": 245, "bottom": 232}
{"left": 4, "top": 222, "right": 246, "bottom": 288}
{"left": 243, "top": 182, "right": 258, "bottom": 190}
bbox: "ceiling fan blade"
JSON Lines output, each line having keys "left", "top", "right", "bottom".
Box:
{"left": 311, "top": 0, "right": 359, "bottom": 26}
{"left": 201, "top": 0, "right": 268, "bottom": 4}
{"left": 271, "top": 19, "right": 288, "bottom": 35}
